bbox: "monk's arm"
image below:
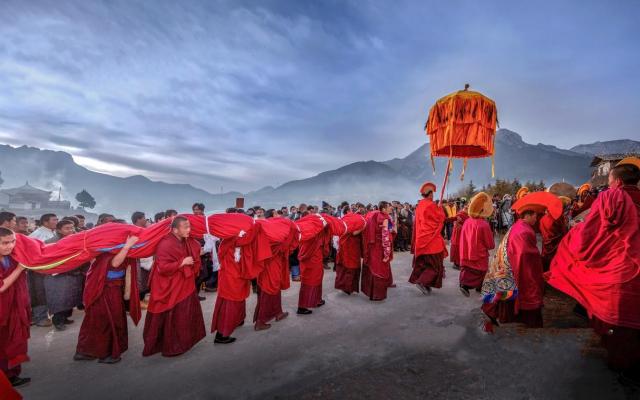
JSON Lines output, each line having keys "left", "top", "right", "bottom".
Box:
{"left": 154, "top": 251, "right": 183, "bottom": 276}
{"left": 0, "top": 265, "right": 25, "bottom": 293}
{"left": 484, "top": 224, "right": 496, "bottom": 250}
{"left": 111, "top": 236, "right": 139, "bottom": 268}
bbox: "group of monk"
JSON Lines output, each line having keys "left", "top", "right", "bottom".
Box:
{"left": 2, "top": 157, "right": 640, "bottom": 393}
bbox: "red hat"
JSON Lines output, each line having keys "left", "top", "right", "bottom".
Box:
{"left": 420, "top": 182, "right": 437, "bottom": 195}
{"left": 511, "top": 191, "right": 563, "bottom": 219}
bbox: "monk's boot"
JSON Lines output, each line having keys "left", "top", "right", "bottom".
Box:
{"left": 10, "top": 376, "right": 31, "bottom": 387}
{"left": 459, "top": 285, "right": 470, "bottom": 297}
{"left": 254, "top": 321, "right": 271, "bottom": 331}
{"left": 214, "top": 332, "right": 237, "bottom": 344}
{"left": 73, "top": 352, "right": 97, "bottom": 361}
{"left": 317, "top": 300, "right": 326, "bottom": 307}
{"left": 98, "top": 356, "right": 121, "bottom": 364}
{"left": 275, "top": 312, "right": 289, "bottom": 321}
{"left": 417, "top": 284, "right": 431, "bottom": 295}
{"left": 297, "top": 307, "right": 312, "bottom": 315}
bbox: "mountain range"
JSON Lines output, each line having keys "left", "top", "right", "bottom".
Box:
{"left": 1, "top": 129, "right": 637, "bottom": 217}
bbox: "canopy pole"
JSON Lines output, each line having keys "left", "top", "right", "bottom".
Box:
{"left": 439, "top": 158, "right": 452, "bottom": 204}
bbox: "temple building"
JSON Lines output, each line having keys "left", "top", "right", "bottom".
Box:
{"left": 0, "top": 182, "right": 72, "bottom": 210}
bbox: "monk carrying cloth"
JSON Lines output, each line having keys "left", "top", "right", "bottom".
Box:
{"left": 143, "top": 216, "right": 206, "bottom": 357}
{"left": 334, "top": 211, "right": 365, "bottom": 295}
{"left": 547, "top": 157, "right": 640, "bottom": 386}
{"left": 409, "top": 182, "right": 447, "bottom": 295}
{"left": 74, "top": 235, "right": 141, "bottom": 364}
{"left": 0, "top": 228, "right": 30, "bottom": 388}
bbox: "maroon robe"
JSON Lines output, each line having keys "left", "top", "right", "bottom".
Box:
{"left": 483, "top": 219, "right": 544, "bottom": 328}
{"left": 539, "top": 213, "right": 568, "bottom": 272}
{"left": 449, "top": 210, "right": 469, "bottom": 267}
{"left": 410, "top": 198, "right": 447, "bottom": 288}
{"left": 0, "top": 257, "right": 30, "bottom": 379}
{"left": 143, "top": 234, "right": 205, "bottom": 357}
{"left": 212, "top": 223, "right": 271, "bottom": 336}
{"left": 458, "top": 218, "right": 495, "bottom": 289}
{"left": 334, "top": 232, "right": 362, "bottom": 294}
{"left": 76, "top": 254, "right": 140, "bottom": 360}
{"left": 297, "top": 229, "right": 329, "bottom": 308}
{"left": 361, "top": 211, "right": 392, "bottom": 300}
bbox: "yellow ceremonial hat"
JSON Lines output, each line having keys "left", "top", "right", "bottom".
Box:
{"left": 468, "top": 192, "right": 494, "bottom": 218}
{"left": 515, "top": 187, "right": 529, "bottom": 200}
{"left": 420, "top": 182, "right": 437, "bottom": 195}
{"left": 577, "top": 183, "right": 591, "bottom": 196}
{"left": 558, "top": 196, "right": 572, "bottom": 206}
{"left": 617, "top": 157, "right": 640, "bottom": 170}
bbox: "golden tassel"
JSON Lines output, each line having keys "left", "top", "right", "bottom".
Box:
{"left": 460, "top": 158, "right": 468, "bottom": 180}
{"left": 491, "top": 154, "right": 495, "bottom": 178}
{"left": 431, "top": 153, "right": 436, "bottom": 175}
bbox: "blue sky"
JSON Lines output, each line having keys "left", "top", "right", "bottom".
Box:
{"left": 0, "top": 0, "right": 638, "bottom": 192}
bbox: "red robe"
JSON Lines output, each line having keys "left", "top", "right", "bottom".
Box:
{"left": 76, "top": 254, "right": 139, "bottom": 359}
{"left": 412, "top": 198, "right": 447, "bottom": 256}
{"left": 547, "top": 186, "right": 640, "bottom": 329}
{"left": 334, "top": 232, "right": 363, "bottom": 294}
{"left": 570, "top": 194, "right": 595, "bottom": 218}
{"left": 212, "top": 222, "right": 272, "bottom": 335}
{"left": 297, "top": 231, "right": 328, "bottom": 308}
{"left": 483, "top": 219, "right": 544, "bottom": 327}
{"left": 0, "top": 257, "right": 29, "bottom": 378}
{"left": 143, "top": 234, "right": 205, "bottom": 357}
{"left": 449, "top": 210, "right": 469, "bottom": 266}
{"left": 458, "top": 218, "right": 495, "bottom": 288}
{"left": 539, "top": 213, "right": 568, "bottom": 271}
{"left": 409, "top": 198, "right": 447, "bottom": 288}
{"left": 361, "top": 211, "right": 392, "bottom": 300}
{"left": 254, "top": 218, "right": 298, "bottom": 324}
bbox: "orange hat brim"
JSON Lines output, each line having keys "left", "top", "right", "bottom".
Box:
{"left": 420, "top": 182, "right": 437, "bottom": 194}
{"left": 511, "top": 191, "right": 563, "bottom": 220}
{"left": 617, "top": 157, "right": 640, "bottom": 170}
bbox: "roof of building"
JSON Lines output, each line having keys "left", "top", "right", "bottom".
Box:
{"left": 0, "top": 182, "right": 52, "bottom": 196}
{"left": 590, "top": 153, "right": 640, "bottom": 167}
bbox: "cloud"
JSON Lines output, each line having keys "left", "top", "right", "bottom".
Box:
{"left": 0, "top": 0, "right": 638, "bottom": 193}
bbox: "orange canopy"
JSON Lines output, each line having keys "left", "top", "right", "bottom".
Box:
{"left": 426, "top": 88, "right": 497, "bottom": 159}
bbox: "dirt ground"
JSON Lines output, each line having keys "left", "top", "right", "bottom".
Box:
{"left": 18, "top": 250, "right": 638, "bottom": 400}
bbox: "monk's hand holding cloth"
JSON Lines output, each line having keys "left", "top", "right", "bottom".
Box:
{"left": 181, "top": 256, "right": 194, "bottom": 267}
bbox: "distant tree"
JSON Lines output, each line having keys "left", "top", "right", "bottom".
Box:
{"left": 0, "top": 170, "right": 4, "bottom": 187}
{"left": 460, "top": 180, "right": 477, "bottom": 199}
{"left": 75, "top": 189, "right": 96, "bottom": 209}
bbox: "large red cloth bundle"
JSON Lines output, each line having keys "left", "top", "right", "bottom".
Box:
{"left": 11, "top": 213, "right": 259, "bottom": 275}
{"left": 295, "top": 214, "right": 326, "bottom": 241}
{"left": 546, "top": 188, "right": 640, "bottom": 329}
{"left": 341, "top": 213, "right": 366, "bottom": 234}
{"left": 320, "top": 213, "right": 347, "bottom": 237}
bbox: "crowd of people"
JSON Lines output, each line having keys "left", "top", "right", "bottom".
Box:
{"left": 1, "top": 157, "right": 639, "bottom": 392}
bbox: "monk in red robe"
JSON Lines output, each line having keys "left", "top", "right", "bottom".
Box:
{"left": 547, "top": 160, "right": 640, "bottom": 384}
{"left": 361, "top": 202, "right": 393, "bottom": 301}
{"left": 0, "top": 228, "right": 30, "bottom": 388}
{"left": 253, "top": 217, "right": 298, "bottom": 330}
{"left": 482, "top": 208, "right": 544, "bottom": 328}
{"left": 449, "top": 205, "right": 469, "bottom": 269}
{"left": 296, "top": 215, "right": 330, "bottom": 315}
{"left": 143, "top": 216, "right": 206, "bottom": 356}
{"left": 74, "top": 235, "right": 140, "bottom": 364}
{"left": 410, "top": 182, "right": 447, "bottom": 294}
{"left": 458, "top": 192, "right": 495, "bottom": 296}
{"left": 334, "top": 212, "right": 364, "bottom": 295}
{"left": 538, "top": 211, "right": 568, "bottom": 272}
{"left": 570, "top": 187, "right": 595, "bottom": 218}
{"left": 212, "top": 214, "right": 271, "bottom": 343}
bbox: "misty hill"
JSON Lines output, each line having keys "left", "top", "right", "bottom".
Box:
{"left": 0, "top": 129, "right": 612, "bottom": 216}
{"left": 382, "top": 129, "right": 593, "bottom": 197}
{"left": 0, "top": 145, "right": 239, "bottom": 217}
{"left": 570, "top": 139, "right": 640, "bottom": 155}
